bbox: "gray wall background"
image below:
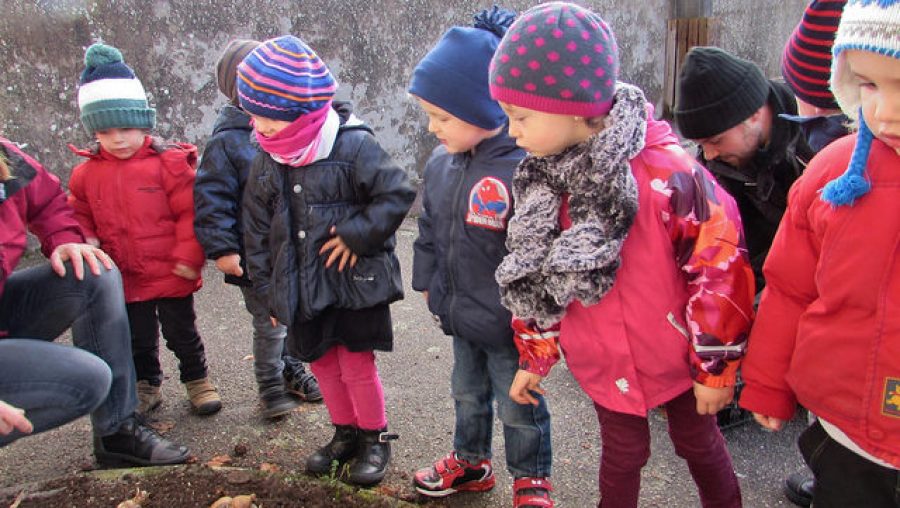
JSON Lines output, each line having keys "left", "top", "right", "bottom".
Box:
{"left": 1, "top": 0, "right": 807, "bottom": 184}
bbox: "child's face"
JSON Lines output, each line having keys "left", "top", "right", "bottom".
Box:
{"left": 499, "top": 102, "right": 595, "bottom": 157}
{"left": 415, "top": 97, "right": 498, "bottom": 154}
{"left": 94, "top": 128, "right": 146, "bottom": 160}
{"left": 251, "top": 115, "right": 292, "bottom": 138}
{"left": 846, "top": 50, "right": 900, "bottom": 155}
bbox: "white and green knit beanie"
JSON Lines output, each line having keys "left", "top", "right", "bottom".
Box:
{"left": 77, "top": 42, "right": 156, "bottom": 135}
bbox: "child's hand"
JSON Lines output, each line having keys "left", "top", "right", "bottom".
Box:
{"left": 319, "top": 226, "right": 358, "bottom": 272}
{"left": 215, "top": 254, "right": 244, "bottom": 277}
{"left": 510, "top": 369, "right": 546, "bottom": 406}
{"left": 692, "top": 381, "right": 734, "bottom": 415}
{"left": 270, "top": 316, "right": 279, "bottom": 328}
{"left": 172, "top": 262, "right": 199, "bottom": 280}
{"left": 752, "top": 413, "right": 785, "bottom": 432}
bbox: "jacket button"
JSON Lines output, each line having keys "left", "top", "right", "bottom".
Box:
{"left": 293, "top": 184, "right": 302, "bottom": 193}
{"left": 297, "top": 230, "right": 306, "bottom": 240}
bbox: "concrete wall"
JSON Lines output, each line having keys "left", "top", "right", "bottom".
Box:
{"left": 1, "top": 0, "right": 807, "bottom": 184}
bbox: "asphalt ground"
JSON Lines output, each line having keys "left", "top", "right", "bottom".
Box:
{"left": 0, "top": 218, "right": 807, "bottom": 507}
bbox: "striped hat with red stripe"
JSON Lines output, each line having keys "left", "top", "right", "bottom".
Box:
{"left": 236, "top": 35, "right": 337, "bottom": 121}
{"left": 781, "top": 0, "right": 846, "bottom": 110}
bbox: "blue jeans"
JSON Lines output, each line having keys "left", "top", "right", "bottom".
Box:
{"left": 451, "top": 336, "right": 552, "bottom": 478}
{"left": 240, "top": 286, "right": 288, "bottom": 393}
{"left": 0, "top": 263, "right": 137, "bottom": 438}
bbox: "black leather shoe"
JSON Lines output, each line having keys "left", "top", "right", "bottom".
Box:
{"left": 94, "top": 415, "right": 190, "bottom": 467}
{"left": 347, "top": 427, "right": 398, "bottom": 486}
{"left": 306, "top": 424, "right": 359, "bottom": 475}
{"left": 784, "top": 472, "right": 814, "bottom": 507}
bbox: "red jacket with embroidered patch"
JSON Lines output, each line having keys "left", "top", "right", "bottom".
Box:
{"left": 740, "top": 135, "right": 900, "bottom": 467}
{"left": 67, "top": 137, "right": 203, "bottom": 302}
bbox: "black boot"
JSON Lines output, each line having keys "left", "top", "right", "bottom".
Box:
{"left": 306, "top": 424, "right": 359, "bottom": 475}
{"left": 347, "top": 427, "right": 398, "bottom": 486}
{"left": 260, "top": 386, "right": 300, "bottom": 420}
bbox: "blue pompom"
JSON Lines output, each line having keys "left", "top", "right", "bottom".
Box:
{"left": 821, "top": 110, "right": 874, "bottom": 206}
{"left": 84, "top": 43, "right": 123, "bottom": 68}
{"left": 473, "top": 5, "right": 516, "bottom": 38}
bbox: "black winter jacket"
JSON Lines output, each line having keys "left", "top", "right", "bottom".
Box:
{"left": 242, "top": 103, "right": 415, "bottom": 327}
{"left": 194, "top": 105, "right": 257, "bottom": 286}
{"left": 699, "top": 80, "right": 814, "bottom": 290}
{"left": 412, "top": 130, "right": 524, "bottom": 348}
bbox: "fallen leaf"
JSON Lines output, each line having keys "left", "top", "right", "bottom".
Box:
{"left": 148, "top": 419, "right": 176, "bottom": 434}
{"left": 206, "top": 454, "right": 233, "bottom": 467}
{"left": 116, "top": 488, "right": 149, "bottom": 508}
{"left": 209, "top": 496, "right": 233, "bottom": 508}
{"left": 259, "top": 462, "right": 279, "bottom": 473}
{"left": 242, "top": 354, "right": 254, "bottom": 361}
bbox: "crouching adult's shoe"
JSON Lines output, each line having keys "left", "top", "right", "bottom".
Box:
{"left": 347, "top": 427, "right": 398, "bottom": 486}
{"left": 94, "top": 415, "right": 190, "bottom": 467}
{"left": 306, "top": 424, "right": 359, "bottom": 475}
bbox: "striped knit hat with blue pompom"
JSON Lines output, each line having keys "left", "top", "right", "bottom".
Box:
{"left": 822, "top": 0, "right": 900, "bottom": 206}
{"left": 77, "top": 42, "right": 156, "bottom": 135}
{"left": 236, "top": 35, "right": 337, "bottom": 122}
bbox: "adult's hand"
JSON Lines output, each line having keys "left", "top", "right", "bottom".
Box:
{"left": 0, "top": 401, "right": 33, "bottom": 436}
{"left": 49, "top": 243, "right": 113, "bottom": 280}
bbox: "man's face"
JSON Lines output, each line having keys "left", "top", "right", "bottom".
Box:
{"left": 695, "top": 118, "right": 765, "bottom": 169}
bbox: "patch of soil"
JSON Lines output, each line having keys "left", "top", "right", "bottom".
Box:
{"left": 0, "top": 466, "right": 420, "bottom": 508}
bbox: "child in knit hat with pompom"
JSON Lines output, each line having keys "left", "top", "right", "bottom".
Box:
{"left": 193, "top": 39, "right": 322, "bottom": 421}
{"left": 740, "top": 1, "right": 900, "bottom": 504}
{"left": 67, "top": 42, "right": 222, "bottom": 417}
{"left": 488, "top": 2, "right": 754, "bottom": 505}
{"left": 238, "top": 35, "right": 414, "bottom": 487}
{"left": 407, "top": 7, "right": 554, "bottom": 506}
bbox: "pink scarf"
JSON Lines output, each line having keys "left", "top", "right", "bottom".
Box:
{"left": 254, "top": 102, "right": 337, "bottom": 167}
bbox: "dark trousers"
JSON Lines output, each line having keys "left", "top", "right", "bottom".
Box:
{"left": 799, "top": 420, "right": 900, "bottom": 507}
{"left": 126, "top": 295, "right": 207, "bottom": 385}
{"left": 594, "top": 389, "right": 742, "bottom": 508}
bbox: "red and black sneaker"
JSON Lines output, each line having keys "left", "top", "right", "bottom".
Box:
{"left": 513, "top": 477, "right": 554, "bottom": 508}
{"left": 413, "top": 451, "right": 495, "bottom": 497}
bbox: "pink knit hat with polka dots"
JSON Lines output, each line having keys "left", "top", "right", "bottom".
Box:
{"left": 489, "top": 2, "right": 618, "bottom": 117}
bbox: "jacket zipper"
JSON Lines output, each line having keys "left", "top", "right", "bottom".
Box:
{"left": 446, "top": 155, "right": 468, "bottom": 337}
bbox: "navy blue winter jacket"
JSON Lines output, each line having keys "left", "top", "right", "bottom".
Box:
{"left": 243, "top": 102, "right": 415, "bottom": 326}
{"left": 194, "top": 105, "right": 257, "bottom": 286}
{"left": 412, "top": 130, "right": 524, "bottom": 347}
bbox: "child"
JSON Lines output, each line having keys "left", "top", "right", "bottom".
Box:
{"left": 488, "top": 3, "right": 755, "bottom": 506}
{"left": 408, "top": 7, "right": 554, "bottom": 506}
{"left": 740, "top": 1, "right": 900, "bottom": 506}
{"left": 193, "top": 39, "right": 322, "bottom": 420}
{"left": 68, "top": 42, "right": 221, "bottom": 416}
{"left": 238, "top": 36, "right": 415, "bottom": 486}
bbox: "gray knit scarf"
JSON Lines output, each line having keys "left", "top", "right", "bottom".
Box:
{"left": 496, "top": 83, "right": 647, "bottom": 328}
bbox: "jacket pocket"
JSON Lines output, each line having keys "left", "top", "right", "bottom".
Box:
{"left": 324, "top": 251, "right": 403, "bottom": 312}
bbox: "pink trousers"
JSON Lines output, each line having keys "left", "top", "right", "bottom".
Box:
{"left": 309, "top": 345, "right": 386, "bottom": 431}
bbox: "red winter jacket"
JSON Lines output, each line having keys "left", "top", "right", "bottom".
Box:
{"left": 68, "top": 137, "right": 203, "bottom": 302}
{"left": 0, "top": 137, "right": 84, "bottom": 300}
{"left": 740, "top": 135, "right": 900, "bottom": 467}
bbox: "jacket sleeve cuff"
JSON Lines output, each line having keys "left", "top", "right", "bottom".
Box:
{"left": 694, "top": 360, "right": 740, "bottom": 388}
{"left": 512, "top": 319, "right": 561, "bottom": 377}
{"left": 738, "top": 383, "right": 797, "bottom": 422}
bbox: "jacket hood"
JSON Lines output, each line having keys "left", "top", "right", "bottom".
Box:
{"left": 212, "top": 105, "right": 252, "bottom": 136}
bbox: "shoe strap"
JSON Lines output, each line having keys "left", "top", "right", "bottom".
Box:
{"left": 378, "top": 432, "right": 399, "bottom": 443}
{"left": 514, "top": 477, "right": 554, "bottom": 508}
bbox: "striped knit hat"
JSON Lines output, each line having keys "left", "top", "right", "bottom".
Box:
{"left": 77, "top": 43, "right": 156, "bottom": 135}
{"left": 822, "top": 0, "right": 900, "bottom": 206}
{"left": 489, "top": 2, "right": 619, "bottom": 117}
{"left": 236, "top": 35, "right": 337, "bottom": 121}
{"left": 781, "top": 0, "right": 846, "bottom": 110}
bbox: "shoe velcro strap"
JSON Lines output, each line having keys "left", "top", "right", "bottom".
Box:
{"left": 514, "top": 477, "right": 553, "bottom": 492}
{"left": 378, "top": 432, "right": 399, "bottom": 443}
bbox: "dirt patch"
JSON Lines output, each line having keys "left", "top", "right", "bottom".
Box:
{"left": 0, "top": 466, "right": 422, "bottom": 508}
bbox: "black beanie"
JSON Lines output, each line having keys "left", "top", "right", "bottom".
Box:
{"left": 674, "top": 46, "right": 769, "bottom": 140}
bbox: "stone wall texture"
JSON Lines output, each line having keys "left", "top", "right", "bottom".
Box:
{"left": 1, "top": 0, "right": 807, "bottom": 184}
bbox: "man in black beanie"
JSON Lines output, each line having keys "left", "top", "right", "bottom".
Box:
{"left": 674, "top": 46, "right": 814, "bottom": 293}
{"left": 674, "top": 46, "right": 815, "bottom": 432}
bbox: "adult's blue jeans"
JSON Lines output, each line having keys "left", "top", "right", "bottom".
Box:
{"left": 0, "top": 262, "right": 137, "bottom": 442}
{"left": 451, "top": 336, "right": 552, "bottom": 478}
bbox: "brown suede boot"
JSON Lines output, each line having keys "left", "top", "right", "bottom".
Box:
{"left": 184, "top": 377, "right": 222, "bottom": 415}
{"left": 136, "top": 380, "right": 162, "bottom": 416}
